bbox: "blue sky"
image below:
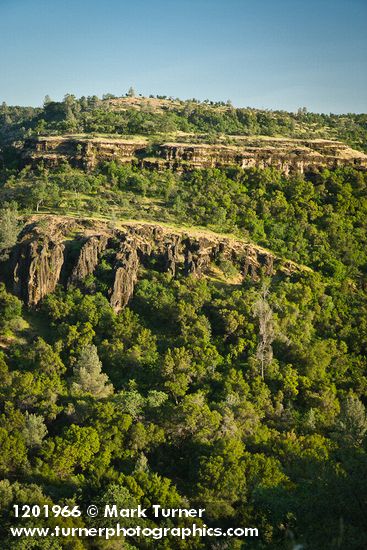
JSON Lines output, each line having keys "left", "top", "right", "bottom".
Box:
{"left": 1, "top": 0, "right": 366, "bottom": 113}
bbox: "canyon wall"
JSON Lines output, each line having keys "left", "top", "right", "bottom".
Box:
{"left": 4, "top": 217, "right": 303, "bottom": 311}
{"left": 23, "top": 136, "right": 149, "bottom": 171}
{"left": 22, "top": 136, "right": 367, "bottom": 174}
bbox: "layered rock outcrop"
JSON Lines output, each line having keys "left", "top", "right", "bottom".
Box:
{"left": 22, "top": 135, "right": 367, "bottom": 175}
{"left": 4, "top": 217, "right": 305, "bottom": 311}
{"left": 158, "top": 139, "right": 367, "bottom": 174}
{"left": 23, "top": 136, "right": 148, "bottom": 171}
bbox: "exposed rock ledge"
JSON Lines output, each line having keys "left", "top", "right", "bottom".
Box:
{"left": 5, "top": 217, "right": 306, "bottom": 310}
{"left": 22, "top": 135, "right": 367, "bottom": 174}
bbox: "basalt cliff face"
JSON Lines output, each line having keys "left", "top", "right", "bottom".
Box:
{"left": 2, "top": 217, "right": 303, "bottom": 310}
{"left": 158, "top": 139, "right": 367, "bottom": 174}
{"left": 23, "top": 136, "right": 148, "bottom": 171}
{"left": 22, "top": 136, "right": 367, "bottom": 175}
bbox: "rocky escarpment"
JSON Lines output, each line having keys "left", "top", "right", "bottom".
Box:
{"left": 23, "top": 136, "right": 148, "bottom": 171}
{"left": 157, "top": 139, "right": 367, "bottom": 174}
{"left": 22, "top": 135, "right": 367, "bottom": 175}
{"left": 110, "top": 240, "right": 140, "bottom": 311}
{"left": 12, "top": 235, "right": 65, "bottom": 306}
{"left": 4, "top": 217, "right": 305, "bottom": 311}
{"left": 69, "top": 235, "right": 109, "bottom": 285}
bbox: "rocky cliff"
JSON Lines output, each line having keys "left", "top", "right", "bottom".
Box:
{"left": 158, "top": 138, "right": 367, "bottom": 174}
{"left": 3, "top": 217, "right": 304, "bottom": 311}
{"left": 22, "top": 135, "right": 367, "bottom": 175}
{"left": 23, "top": 136, "right": 149, "bottom": 171}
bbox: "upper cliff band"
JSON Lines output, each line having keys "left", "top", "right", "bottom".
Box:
{"left": 22, "top": 135, "right": 367, "bottom": 175}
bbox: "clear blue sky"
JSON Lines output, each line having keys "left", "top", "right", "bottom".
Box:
{"left": 1, "top": 0, "right": 366, "bottom": 113}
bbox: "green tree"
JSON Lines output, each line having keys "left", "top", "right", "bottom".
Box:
{"left": 22, "top": 412, "right": 47, "bottom": 447}
{"left": 30, "top": 179, "right": 59, "bottom": 212}
{"left": 43, "top": 425, "right": 100, "bottom": 479}
{"left": 333, "top": 395, "right": 367, "bottom": 447}
{"left": 0, "top": 203, "right": 20, "bottom": 260}
{"left": 162, "top": 347, "right": 193, "bottom": 403}
{"left": 0, "top": 428, "right": 28, "bottom": 475}
{"left": 0, "top": 284, "right": 22, "bottom": 333}
{"left": 70, "top": 344, "right": 113, "bottom": 398}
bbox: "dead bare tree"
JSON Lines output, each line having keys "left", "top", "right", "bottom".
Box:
{"left": 253, "top": 283, "right": 274, "bottom": 378}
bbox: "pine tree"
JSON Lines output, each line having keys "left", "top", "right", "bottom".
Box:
{"left": 70, "top": 344, "right": 113, "bottom": 398}
{"left": 22, "top": 412, "right": 47, "bottom": 447}
{"left": 127, "top": 86, "right": 136, "bottom": 98}
{"left": 333, "top": 395, "right": 367, "bottom": 447}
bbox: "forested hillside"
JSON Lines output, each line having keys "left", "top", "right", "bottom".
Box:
{"left": 0, "top": 94, "right": 367, "bottom": 549}
{"left": 1, "top": 93, "right": 367, "bottom": 151}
